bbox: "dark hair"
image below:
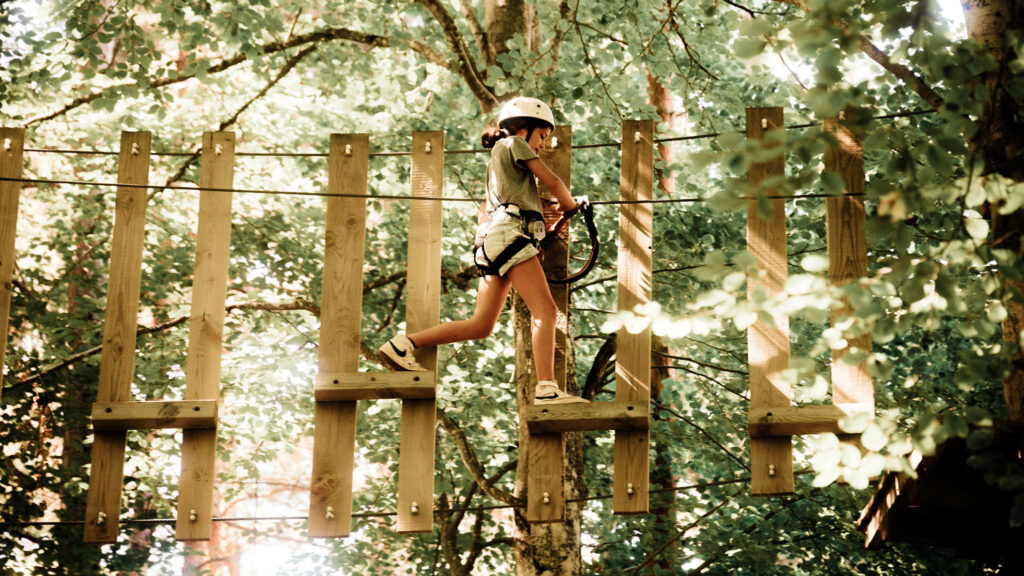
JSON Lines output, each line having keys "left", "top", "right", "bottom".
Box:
{"left": 481, "top": 117, "right": 553, "bottom": 149}
{"left": 481, "top": 126, "right": 509, "bottom": 149}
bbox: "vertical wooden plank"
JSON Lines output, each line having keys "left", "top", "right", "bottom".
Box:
{"left": 396, "top": 131, "right": 443, "bottom": 533}
{"left": 824, "top": 111, "right": 873, "bottom": 408}
{"left": 528, "top": 125, "right": 572, "bottom": 523}
{"left": 0, "top": 127, "right": 25, "bottom": 395}
{"left": 309, "top": 134, "right": 368, "bottom": 538}
{"left": 0, "top": 128, "right": 25, "bottom": 395}
{"left": 83, "top": 131, "right": 152, "bottom": 543}
{"left": 177, "top": 132, "right": 234, "bottom": 540}
{"left": 613, "top": 119, "right": 653, "bottom": 514}
{"left": 746, "top": 107, "right": 794, "bottom": 495}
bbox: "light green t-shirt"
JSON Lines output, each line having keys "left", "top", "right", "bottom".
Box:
{"left": 485, "top": 135, "right": 542, "bottom": 214}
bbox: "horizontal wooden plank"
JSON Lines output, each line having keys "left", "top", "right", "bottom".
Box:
{"left": 748, "top": 402, "right": 875, "bottom": 437}
{"left": 314, "top": 371, "right": 436, "bottom": 401}
{"left": 91, "top": 401, "right": 218, "bottom": 431}
{"left": 525, "top": 402, "right": 649, "bottom": 434}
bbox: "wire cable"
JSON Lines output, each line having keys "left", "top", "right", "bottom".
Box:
{"left": 19, "top": 108, "right": 935, "bottom": 158}
{"left": 0, "top": 176, "right": 483, "bottom": 203}
{"left": 0, "top": 176, "right": 865, "bottom": 205}
{"left": 0, "top": 473, "right": 767, "bottom": 530}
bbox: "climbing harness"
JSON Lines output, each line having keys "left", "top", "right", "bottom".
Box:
{"left": 474, "top": 204, "right": 546, "bottom": 277}
{"left": 540, "top": 196, "right": 600, "bottom": 285}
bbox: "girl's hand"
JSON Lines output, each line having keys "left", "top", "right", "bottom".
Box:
{"left": 560, "top": 196, "right": 588, "bottom": 218}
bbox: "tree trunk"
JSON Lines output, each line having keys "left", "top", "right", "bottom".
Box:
{"left": 645, "top": 337, "right": 679, "bottom": 572}
{"left": 963, "top": 0, "right": 1024, "bottom": 422}
{"left": 483, "top": 0, "right": 541, "bottom": 70}
{"left": 488, "top": 1, "right": 584, "bottom": 572}
{"left": 647, "top": 71, "right": 679, "bottom": 196}
{"left": 61, "top": 210, "right": 109, "bottom": 572}
{"left": 512, "top": 295, "right": 583, "bottom": 576}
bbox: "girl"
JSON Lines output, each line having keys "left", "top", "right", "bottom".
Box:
{"left": 379, "top": 97, "right": 587, "bottom": 404}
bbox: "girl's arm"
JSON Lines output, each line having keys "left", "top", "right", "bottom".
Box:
{"left": 523, "top": 157, "right": 577, "bottom": 213}
{"left": 478, "top": 200, "right": 489, "bottom": 225}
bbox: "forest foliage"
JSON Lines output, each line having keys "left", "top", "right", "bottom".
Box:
{"left": 1, "top": 0, "right": 1022, "bottom": 574}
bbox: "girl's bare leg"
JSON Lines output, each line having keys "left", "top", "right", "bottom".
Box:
{"left": 506, "top": 257, "right": 558, "bottom": 382}
{"left": 407, "top": 274, "right": 511, "bottom": 347}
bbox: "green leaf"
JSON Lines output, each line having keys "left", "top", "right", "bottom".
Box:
{"left": 800, "top": 254, "right": 829, "bottom": 273}
{"left": 965, "top": 216, "right": 990, "bottom": 240}
{"left": 821, "top": 169, "right": 844, "bottom": 195}
{"left": 965, "top": 406, "right": 993, "bottom": 426}
{"left": 844, "top": 467, "right": 870, "bottom": 490}
{"left": 967, "top": 428, "right": 995, "bottom": 450}
{"left": 942, "top": 414, "right": 969, "bottom": 439}
{"left": 1012, "top": 494, "right": 1024, "bottom": 528}
{"left": 861, "top": 423, "right": 888, "bottom": 451}
{"left": 839, "top": 411, "right": 872, "bottom": 434}
{"left": 812, "top": 466, "right": 841, "bottom": 488}
{"left": 734, "top": 38, "right": 767, "bottom": 59}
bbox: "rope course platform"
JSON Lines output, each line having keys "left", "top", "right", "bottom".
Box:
{"left": 0, "top": 106, "right": 879, "bottom": 541}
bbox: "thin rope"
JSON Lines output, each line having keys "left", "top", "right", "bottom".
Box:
{"left": 19, "top": 148, "right": 489, "bottom": 158}
{"left": 0, "top": 176, "right": 866, "bottom": 204}
{"left": 0, "top": 474, "right": 767, "bottom": 530}
{"left": 0, "top": 176, "right": 483, "bottom": 203}
{"left": 18, "top": 108, "right": 935, "bottom": 158}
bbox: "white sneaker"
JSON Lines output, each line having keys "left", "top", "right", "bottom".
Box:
{"left": 379, "top": 335, "right": 427, "bottom": 371}
{"left": 534, "top": 381, "right": 589, "bottom": 404}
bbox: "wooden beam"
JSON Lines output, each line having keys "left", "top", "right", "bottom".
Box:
{"left": 746, "top": 107, "right": 794, "bottom": 496}
{"left": 314, "top": 372, "right": 436, "bottom": 401}
{"left": 526, "top": 402, "right": 649, "bottom": 434}
{"left": 83, "top": 131, "right": 152, "bottom": 544}
{"left": 309, "top": 134, "right": 368, "bottom": 538}
{"left": 748, "top": 403, "right": 875, "bottom": 437}
{"left": 177, "top": 132, "right": 234, "bottom": 541}
{"left": 614, "top": 119, "right": 654, "bottom": 515}
{"left": 824, "top": 110, "right": 873, "bottom": 408}
{"left": 528, "top": 125, "right": 573, "bottom": 524}
{"left": 396, "top": 131, "right": 443, "bottom": 534}
{"left": 91, "top": 401, "right": 218, "bottom": 431}
{"left": 0, "top": 127, "right": 25, "bottom": 397}
{"left": 858, "top": 471, "right": 906, "bottom": 548}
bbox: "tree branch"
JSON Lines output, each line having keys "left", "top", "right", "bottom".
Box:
{"left": 628, "top": 491, "right": 737, "bottom": 576}
{"left": 148, "top": 43, "right": 319, "bottom": 202}
{"left": 6, "top": 262, "right": 477, "bottom": 388}
{"left": 687, "top": 499, "right": 788, "bottom": 574}
{"left": 414, "top": 0, "right": 498, "bottom": 111}
{"left": 406, "top": 39, "right": 452, "bottom": 69}
{"left": 582, "top": 334, "right": 617, "bottom": 399}
{"left": 11, "top": 299, "right": 318, "bottom": 388}
{"left": 768, "top": 0, "right": 944, "bottom": 109}
{"left": 436, "top": 408, "right": 521, "bottom": 507}
{"left": 654, "top": 401, "right": 750, "bottom": 471}
{"left": 540, "top": 2, "right": 574, "bottom": 78}
{"left": 667, "top": 7, "right": 721, "bottom": 81}
{"left": 654, "top": 350, "right": 748, "bottom": 376}
{"left": 857, "top": 35, "right": 944, "bottom": 109}
{"left": 455, "top": 0, "right": 487, "bottom": 60}
{"left": 572, "top": 5, "right": 623, "bottom": 120}
{"left": 23, "top": 26, "right": 388, "bottom": 127}
{"left": 217, "top": 44, "right": 318, "bottom": 131}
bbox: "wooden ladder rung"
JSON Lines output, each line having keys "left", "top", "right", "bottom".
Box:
{"left": 91, "top": 400, "right": 218, "bottom": 431}
{"left": 314, "top": 372, "right": 436, "bottom": 402}
{"left": 525, "top": 402, "right": 649, "bottom": 434}
{"left": 748, "top": 402, "right": 875, "bottom": 437}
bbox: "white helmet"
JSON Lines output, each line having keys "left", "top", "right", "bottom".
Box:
{"left": 498, "top": 97, "right": 554, "bottom": 130}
